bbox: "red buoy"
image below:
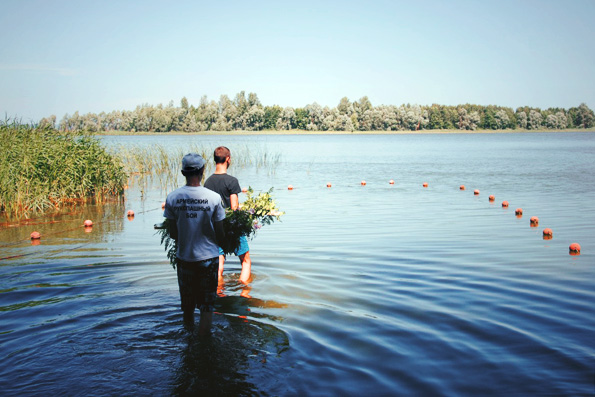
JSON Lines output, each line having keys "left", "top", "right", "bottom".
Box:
{"left": 327, "top": 183, "right": 332, "bottom": 188}
{"left": 489, "top": 195, "right": 495, "bottom": 202}
{"left": 474, "top": 189, "right": 480, "bottom": 195}
{"left": 287, "top": 185, "right": 293, "bottom": 190}
{"left": 423, "top": 182, "right": 428, "bottom": 188}
{"left": 543, "top": 228, "right": 553, "bottom": 239}
{"left": 569, "top": 243, "right": 581, "bottom": 255}
{"left": 502, "top": 201, "right": 509, "bottom": 208}
{"left": 460, "top": 185, "right": 465, "bottom": 190}
{"left": 361, "top": 180, "right": 366, "bottom": 186}
{"left": 83, "top": 220, "right": 93, "bottom": 227}
{"left": 30, "top": 231, "right": 41, "bottom": 240}
{"left": 389, "top": 180, "right": 395, "bottom": 185}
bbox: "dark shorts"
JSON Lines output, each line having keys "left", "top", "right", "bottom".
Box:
{"left": 176, "top": 257, "right": 219, "bottom": 313}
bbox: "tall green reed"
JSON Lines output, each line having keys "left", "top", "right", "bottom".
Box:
{"left": 0, "top": 121, "right": 126, "bottom": 218}
{"left": 111, "top": 143, "right": 281, "bottom": 194}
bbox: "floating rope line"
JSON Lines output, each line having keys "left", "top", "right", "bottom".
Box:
{"left": 1, "top": 179, "right": 584, "bottom": 258}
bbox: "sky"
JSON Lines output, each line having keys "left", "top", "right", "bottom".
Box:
{"left": 1, "top": 0, "right": 594, "bottom": 122}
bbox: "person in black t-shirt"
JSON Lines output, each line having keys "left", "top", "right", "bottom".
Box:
{"left": 204, "top": 146, "right": 252, "bottom": 284}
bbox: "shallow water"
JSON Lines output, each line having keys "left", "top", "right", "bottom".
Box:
{"left": 1, "top": 133, "right": 594, "bottom": 396}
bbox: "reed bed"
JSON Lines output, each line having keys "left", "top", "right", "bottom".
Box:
{"left": 112, "top": 143, "right": 281, "bottom": 193}
{"left": 0, "top": 121, "right": 126, "bottom": 218}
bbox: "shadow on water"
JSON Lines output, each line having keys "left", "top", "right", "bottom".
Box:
{"left": 172, "top": 278, "right": 291, "bottom": 396}
{"left": 173, "top": 312, "right": 290, "bottom": 396}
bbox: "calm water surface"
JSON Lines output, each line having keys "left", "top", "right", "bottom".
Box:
{"left": 1, "top": 133, "right": 594, "bottom": 396}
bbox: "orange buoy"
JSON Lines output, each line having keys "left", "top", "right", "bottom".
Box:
{"left": 514, "top": 208, "right": 523, "bottom": 216}
{"left": 30, "top": 231, "right": 41, "bottom": 240}
{"left": 502, "top": 201, "right": 509, "bottom": 207}
{"left": 460, "top": 185, "right": 465, "bottom": 190}
{"left": 161, "top": 202, "right": 165, "bottom": 209}
{"left": 474, "top": 189, "right": 480, "bottom": 195}
{"left": 423, "top": 182, "right": 428, "bottom": 188}
{"left": 327, "top": 183, "right": 332, "bottom": 188}
{"left": 569, "top": 243, "right": 581, "bottom": 255}
{"left": 287, "top": 185, "right": 294, "bottom": 190}
{"left": 83, "top": 219, "right": 93, "bottom": 227}
{"left": 530, "top": 216, "right": 539, "bottom": 227}
{"left": 127, "top": 210, "right": 135, "bottom": 217}
{"left": 84, "top": 226, "right": 93, "bottom": 233}
{"left": 389, "top": 179, "right": 395, "bottom": 185}
{"left": 241, "top": 187, "right": 248, "bottom": 193}
{"left": 361, "top": 180, "right": 366, "bottom": 186}
{"left": 489, "top": 195, "right": 495, "bottom": 202}
{"left": 543, "top": 228, "right": 553, "bottom": 238}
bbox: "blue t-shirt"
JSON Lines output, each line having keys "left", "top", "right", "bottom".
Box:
{"left": 163, "top": 185, "right": 226, "bottom": 262}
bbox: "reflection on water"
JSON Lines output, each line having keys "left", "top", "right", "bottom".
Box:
{"left": 0, "top": 199, "right": 126, "bottom": 248}
{"left": 174, "top": 314, "right": 290, "bottom": 395}
{"left": 1, "top": 133, "right": 594, "bottom": 395}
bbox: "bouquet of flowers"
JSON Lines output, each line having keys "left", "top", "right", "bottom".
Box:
{"left": 155, "top": 187, "right": 283, "bottom": 268}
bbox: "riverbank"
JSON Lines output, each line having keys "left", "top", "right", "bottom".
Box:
{"left": 97, "top": 128, "right": 595, "bottom": 136}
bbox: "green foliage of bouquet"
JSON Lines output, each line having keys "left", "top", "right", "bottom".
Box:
{"left": 156, "top": 187, "right": 283, "bottom": 268}
{"left": 221, "top": 187, "right": 284, "bottom": 255}
{"left": 156, "top": 219, "right": 177, "bottom": 268}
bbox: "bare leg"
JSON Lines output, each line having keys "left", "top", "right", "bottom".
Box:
{"left": 238, "top": 251, "right": 252, "bottom": 284}
{"left": 217, "top": 254, "right": 225, "bottom": 283}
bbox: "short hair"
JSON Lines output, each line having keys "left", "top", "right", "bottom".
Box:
{"left": 181, "top": 166, "right": 204, "bottom": 178}
{"left": 213, "top": 146, "right": 231, "bottom": 164}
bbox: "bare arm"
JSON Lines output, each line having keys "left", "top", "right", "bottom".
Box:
{"left": 214, "top": 219, "right": 225, "bottom": 247}
{"left": 230, "top": 193, "right": 239, "bottom": 210}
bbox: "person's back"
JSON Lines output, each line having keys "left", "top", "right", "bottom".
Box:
{"left": 204, "top": 146, "right": 252, "bottom": 284}
{"left": 204, "top": 173, "right": 240, "bottom": 209}
{"left": 163, "top": 153, "right": 226, "bottom": 333}
{"left": 164, "top": 185, "right": 223, "bottom": 261}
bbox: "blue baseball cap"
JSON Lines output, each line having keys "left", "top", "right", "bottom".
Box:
{"left": 182, "top": 153, "right": 206, "bottom": 171}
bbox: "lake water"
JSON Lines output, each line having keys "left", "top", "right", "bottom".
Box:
{"left": 1, "top": 132, "right": 594, "bottom": 396}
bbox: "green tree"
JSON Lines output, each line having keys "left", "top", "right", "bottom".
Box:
{"left": 294, "top": 108, "right": 309, "bottom": 130}
{"left": 573, "top": 103, "right": 595, "bottom": 128}
{"left": 180, "top": 96, "right": 189, "bottom": 110}
{"left": 337, "top": 97, "right": 353, "bottom": 115}
{"left": 263, "top": 105, "right": 282, "bottom": 130}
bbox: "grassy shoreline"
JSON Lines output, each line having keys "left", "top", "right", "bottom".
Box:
{"left": 97, "top": 128, "right": 595, "bottom": 136}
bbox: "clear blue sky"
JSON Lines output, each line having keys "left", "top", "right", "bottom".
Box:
{"left": 1, "top": 0, "right": 594, "bottom": 122}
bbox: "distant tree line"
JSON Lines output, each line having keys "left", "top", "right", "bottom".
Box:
{"left": 39, "top": 92, "right": 595, "bottom": 132}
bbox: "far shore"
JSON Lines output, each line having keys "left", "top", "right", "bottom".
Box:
{"left": 97, "top": 128, "right": 595, "bottom": 136}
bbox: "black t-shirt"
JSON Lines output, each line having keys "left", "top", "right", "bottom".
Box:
{"left": 204, "top": 173, "right": 241, "bottom": 209}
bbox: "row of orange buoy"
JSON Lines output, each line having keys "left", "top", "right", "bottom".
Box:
{"left": 280, "top": 180, "right": 581, "bottom": 256}
{"left": 460, "top": 185, "right": 580, "bottom": 255}
{"left": 284, "top": 180, "right": 403, "bottom": 191}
